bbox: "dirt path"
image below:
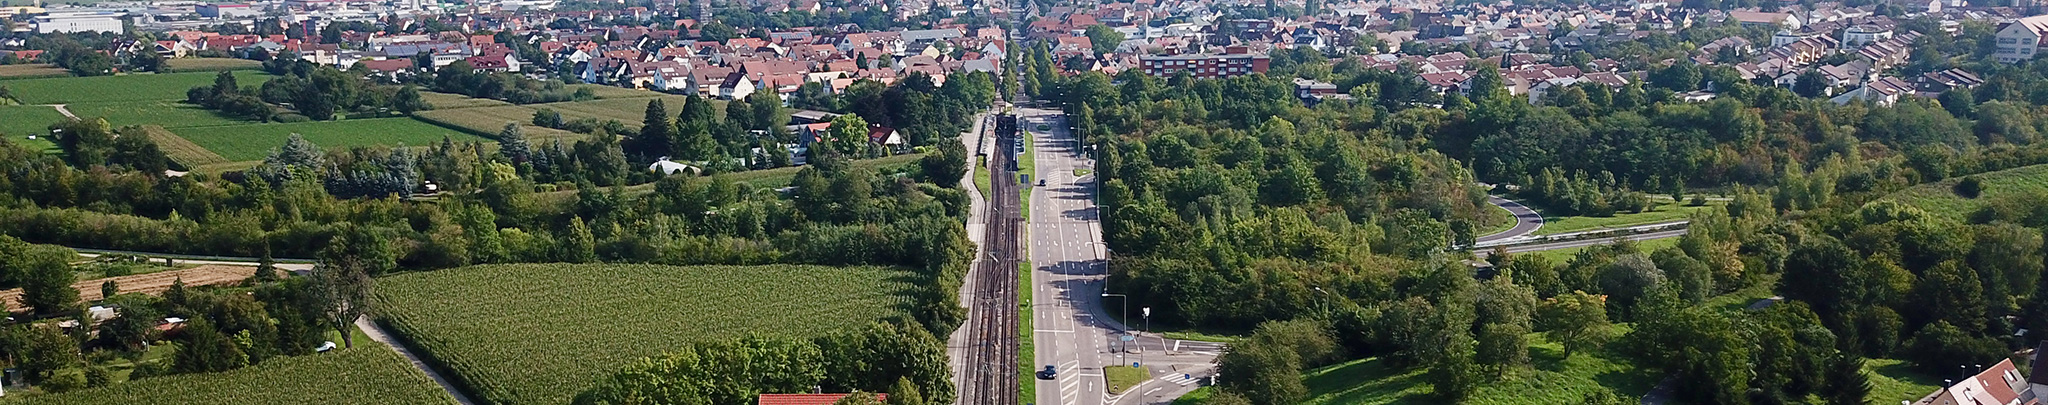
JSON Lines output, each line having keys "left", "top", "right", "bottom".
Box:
{"left": 45, "top": 104, "right": 76, "bottom": 120}
{"left": 356, "top": 317, "right": 479, "bottom": 405}
{"left": 0, "top": 265, "right": 257, "bottom": 311}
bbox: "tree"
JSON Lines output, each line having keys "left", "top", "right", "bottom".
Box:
{"left": 1084, "top": 25, "right": 1126, "bottom": 55}
{"left": 1475, "top": 277, "right": 1536, "bottom": 374}
{"left": 632, "top": 99, "right": 676, "bottom": 161}
{"left": 171, "top": 317, "right": 248, "bottom": 374}
{"left": 920, "top": 140, "right": 967, "bottom": 188}
{"left": 18, "top": 246, "right": 79, "bottom": 316}
{"left": 1821, "top": 354, "right": 1873, "bottom": 405}
{"left": 310, "top": 259, "right": 372, "bottom": 349}
{"left": 833, "top": 392, "right": 886, "bottom": 405}
{"left": 1902, "top": 321, "right": 2004, "bottom": 375}
{"left": 561, "top": 217, "right": 598, "bottom": 263}
{"left": 533, "top": 108, "right": 565, "bottom": 129}
{"left": 1536, "top": 291, "right": 1611, "bottom": 358}
{"left": 100, "top": 280, "right": 117, "bottom": 302}
{"left": 1953, "top": 175, "right": 1983, "bottom": 198}
{"left": 19, "top": 325, "right": 77, "bottom": 384}
{"left": 393, "top": 85, "right": 429, "bottom": 114}
{"left": 887, "top": 376, "right": 925, "bottom": 405}
{"left": 500, "top": 123, "right": 532, "bottom": 165}
{"left": 1794, "top": 69, "right": 1830, "bottom": 98}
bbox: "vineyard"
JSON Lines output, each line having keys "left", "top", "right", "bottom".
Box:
{"left": 373, "top": 263, "right": 916, "bottom": 405}
{"left": 4, "top": 345, "right": 455, "bottom": 405}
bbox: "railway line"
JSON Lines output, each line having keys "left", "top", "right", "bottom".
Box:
{"left": 961, "top": 114, "right": 1023, "bottom": 405}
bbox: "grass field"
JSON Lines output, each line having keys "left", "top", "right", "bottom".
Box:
{"left": 0, "top": 64, "right": 71, "bottom": 79}
{"left": 412, "top": 105, "right": 582, "bottom": 142}
{"left": 133, "top": 125, "right": 228, "bottom": 169}
{"left": 0, "top": 105, "right": 69, "bottom": 152}
{"left": 1882, "top": 163, "right": 2048, "bottom": 223}
{"left": 0, "top": 71, "right": 272, "bottom": 104}
{"left": 67, "top": 100, "right": 250, "bottom": 129}
{"left": 1285, "top": 327, "right": 1659, "bottom": 405}
{"left": 417, "top": 91, "right": 513, "bottom": 109}
{"left": 3, "top": 343, "right": 455, "bottom": 405}
{"left": 535, "top": 96, "right": 696, "bottom": 127}
{"left": 1525, "top": 237, "right": 1682, "bottom": 263}
{"left": 173, "top": 118, "right": 486, "bottom": 161}
{"left": 374, "top": 263, "right": 917, "bottom": 405}
{"left": 164, "top": 58, "right": 263, "bottom": 71}
{"left": 569, "top": 84, "right": 666, "bottom": 99}
{"left": 1105, "top": 365, "right": 1149, "bottom": 394}
{"left": 1478, "top": 201, "right": 1516, "bottom": 237}
{"left": 1534, "top": 200, "right": 1721, "bottom": 236}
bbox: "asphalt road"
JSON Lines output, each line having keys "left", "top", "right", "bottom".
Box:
{"left": 1475, "top": 196, "right": 1544, "bottom": 244}
{"left": 1022, "top": 107, "right": 1221, "bottom": 405}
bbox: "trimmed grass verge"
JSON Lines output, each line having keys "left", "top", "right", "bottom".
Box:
{"left": 1105, "top": 365, "right": 1149, "bottom": 394}
{"left": 1019, "top": 260, "right": 1036, "bottom": 405}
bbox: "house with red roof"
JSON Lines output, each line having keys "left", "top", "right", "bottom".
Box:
{"left": 1910, "top": 358, "right": 2037, "bottom": 405}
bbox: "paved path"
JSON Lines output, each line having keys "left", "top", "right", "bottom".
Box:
{"left": 1476, "top": 196, "right": 1544, "bottom": 244}
{"left": 46, "top": 104, "right": 76, "bottom": 120}
{"left": 356, "top": 318, "right": 478, "bottom": 405}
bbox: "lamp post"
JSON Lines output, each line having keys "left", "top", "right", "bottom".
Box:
{"left": 1102, "top": 293, "right": 1128, "bottom": 363}
{"left": 1314, "top": 286, "right": 1329, "bottom": 319}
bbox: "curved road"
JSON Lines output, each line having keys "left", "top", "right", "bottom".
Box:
{"left": 1476, "top": 196, "right": 1544, "bottom": 244}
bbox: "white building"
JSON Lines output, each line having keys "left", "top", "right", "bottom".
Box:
{"left": 1995, "top": 15, "right": 2048, "bottom": 63}
{"left": 33, "top": 12, "right": 125, "bottom": 34}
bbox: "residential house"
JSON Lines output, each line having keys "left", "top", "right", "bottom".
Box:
{"left": 1908, "top": 358, "right": 2036, "bottom": 405}
{"left": 1829, "top": 76, "right": 1915, "bottom": 106}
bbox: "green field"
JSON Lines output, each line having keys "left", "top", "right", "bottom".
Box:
{"left": 1881, "top": 163, "right": 2048, "bottom": 223}
{"left": 67, "top": 100, "right": 250, "bottom": 129}
{"left": 163, "top": 58, "right": 263, "bottom": 71}
{"left": 0, "top": 64, "right": 70, "bottom": 79}
{"left": 412, "top": 105, "right": 582, "bottom": 142}
{"left": 374, "top": 263, "right": 916, "bottom": 405}
{"left": 535, "top": 96, "right": 697, "bottom": 127}
{"left": 417, "top": 91, "right": 513, "bottom": 109}
{"left": 1105, "top": 365, "right": 1149, "bottom": 394}
{"left": 173, "top": 118, "right": 486, "bottom": 161}
{"left": 1534, "top": 200, "right": 1721, "bottom": 236}
{"left": 568, "top": 84, "right": 666, "bottom": 99}
{"left": 134, "top": 125, "right": 229, "bottom": 169}
{"left": 2, "top": 344, "right": 455, "bottom": 405}
{"left": 0, "top": 105, "right": 69, "bottom": 152}
{"left": 0, "top": 71, "right": 273, "bottom": 104}
{"left": 1524, "top": 237, "right": 1682, "bottom": 263}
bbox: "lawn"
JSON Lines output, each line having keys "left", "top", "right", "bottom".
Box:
{"left": 1019, "top": 261, "right": 1036, "bottom": 405}
{"left": 1534, "top": 199, "right": 1722, "bottom": 236}
{"left": 1294, "top": 330, "right": 1658, "bottom": 405}
{"left": 66, "top": 100, "right": 251, "bottom": 129}
{"left": 0, "top": 71, "right": 273, "bottom": 104}
{"left": 0, "top": 64, "right": 71, "bottom": 79}
{"left": 163, "top": 58, "right": 263, "bottom": 71}
{"left": 1865, "top": 358, "right": 1943, "bottom": 404}
{"left": 1525, "top": 237, "right": 1682, "bottom": 264}
{"left": 3, "top": 342, "right": 455, "bottom": 405}
{"left": 1881, "top": 163, "right": 2048, "bottom": 223}
{"left": 975, "top": 155, "right": 992, "bottom": 202}
{"left": 172, "top": 118, "right": 486, "bottom": 161}
{"left": 1478, "top": 201, "right": 1516, "bottom": 237}
{"left": 373, "top": 263, "right": 917, "bottom": 405}
{"left": 0, "top": 105, "right": 70, "bottom": 153}
{"left": 1105, "top": 365, "right": 1150, "bottom": 394}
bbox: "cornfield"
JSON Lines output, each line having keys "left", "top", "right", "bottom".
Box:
{"left": 374, "top": 263, "right": 915, "bottom": 405}
{"left": 6, "top": 345, "right": 455, "bottom": 405}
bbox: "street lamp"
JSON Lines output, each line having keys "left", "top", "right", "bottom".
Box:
{"left": 1102, "top": 292, "right": 1128, "bottom": 363}
{"left": 1314, "top": 287, "right": 1329, "bottom": 319}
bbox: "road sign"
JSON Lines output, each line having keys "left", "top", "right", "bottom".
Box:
{"left": 1120, "top": 335, "right": 1135, "bottom": 342}
{"left": 1142, "top": 307, "right": 1150, "bottom": 317}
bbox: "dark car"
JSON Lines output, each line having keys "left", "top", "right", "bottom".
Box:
{"left": 1037, "top": 179, "right": 1046, "bottom": 186}
{"left": 1037, "top": 365, "right": 1057, "bottom": 380}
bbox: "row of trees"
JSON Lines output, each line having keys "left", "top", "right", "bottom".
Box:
{"left": 575, "top": 320, "right": 950, "bottom": 405}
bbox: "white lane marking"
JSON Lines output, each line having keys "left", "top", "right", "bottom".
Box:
{"left": 1062, "top": 379, "right": 1081, "bottom": 392}
{"left": 1145, "top": 387, "right": 1163, "bottom": 395}
{"left": 1063, "top": 360, "right": 1080, "bottom": 369}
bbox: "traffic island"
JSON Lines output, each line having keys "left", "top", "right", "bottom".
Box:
{"left": 1105, "top": 365, "right": 1151, "bottom": 395}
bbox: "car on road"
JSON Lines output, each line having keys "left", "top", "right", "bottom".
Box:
{"left": 1037, "top": 365, "right": 1057, "bottom": 380}
{"left": 1037, "top": 179, "right": 1046, "bottom": 186}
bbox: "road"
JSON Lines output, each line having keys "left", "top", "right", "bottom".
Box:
{"left": 356, "top": 318, "right": 478, "bottom": 405}
{"left": 1476, "top": 196, "right": 1544, "bottom": 244}
{"left": 1022, "top": 107, "right": 1222, "bottom": 405}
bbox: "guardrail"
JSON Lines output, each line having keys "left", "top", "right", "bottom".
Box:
{"left": 1472, "top": 220, "right": 1693, "bottom": 250}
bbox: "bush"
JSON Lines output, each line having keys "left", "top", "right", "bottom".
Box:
{"left": 1954, "top": 176, "right": 1984, "bottom": 198}
{"left": 273, "top": 114, "right": 311, "bottom": 123}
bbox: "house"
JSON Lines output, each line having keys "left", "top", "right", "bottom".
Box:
{"left": 1730, "top": 11, "right": 1800, "bottom": 30}
{"left": 1995, "top": 15, "right": 2048, "bottom": 63}
{"left": 648, "top": 158, "right": 699, "bottom": 176}
{"left": 869, "top": 125, "right": 905, "bottom": 151}
{"left": 758, "top": 393, "right": 887, "bottom": 405}
{"left": 467, "top": 53, "right": 522, "bottom": 73}
{"left": 1829, "top": 76, "right": 1915, "bottom": 106}
{"left": 1909, "top": 358, "right": 2036, "bottom": 405}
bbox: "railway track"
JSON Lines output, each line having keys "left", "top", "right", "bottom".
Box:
{"left": 962, "top": 115, "right": 1023, "bottom": 405}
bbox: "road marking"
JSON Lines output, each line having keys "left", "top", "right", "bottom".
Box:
{"left": 1062, "top": 379, "right": 1080, "bottom": 392}
{"left": 1035, "top": 329, "right": 1074, "bottom": 333}
{"left": 1145, "top": 387, "right": 1163, "bottom": 395}
{"left": 1063, "top": 360, "right": 1080, "bottom": 369}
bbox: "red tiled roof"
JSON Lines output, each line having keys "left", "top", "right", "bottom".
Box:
{"left": 757, "top": 393, "right": 886, "bottom": 405}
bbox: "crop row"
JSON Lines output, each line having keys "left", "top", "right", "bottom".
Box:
{"left": 8, "top": 345, "right": 454, "bottom": 405}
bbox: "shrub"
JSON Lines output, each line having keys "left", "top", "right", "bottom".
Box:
{"left": 1953, "top": 175, "right": 1984, "bottom": 198}
{"left": 272, "top": 114, "right": 311, "bottom": 123}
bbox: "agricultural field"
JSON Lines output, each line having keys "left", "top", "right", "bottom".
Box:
{"left": 412, "top": 105, "right": 582, "bottom": 141}
{"left": 163, "top": 58, "right": 263, "bottom": 71}
{"left": 1881, "top": 163, "right": 2048, "bottom": 223}
{"left": 374, "top": 263, "right": 916, "bottom": 405}
{"left": 0, "top": 64, "right": 71, "bottom": 79}
{"left": 0, "top": 71, "right": 272, "bottom": 104}
{"left": 132, "top": 125, "right": 230, "bottom": 168}
{"left": 174, "top": 118, "right": 487, "bottom": 161}
{"left": 3, "top": 343, "right": 456, "bottom": 405}
{"left": 66, "top": 100, "right": 249, "bottom": 129}
{"left": 417, "top": 91, "right": 512, "bottom": 109}
{"left": 0, "top": 105, "right": 70, "bottom": 152}
{"left": 569, "top": 84, "right": 666, "bottom": 99}
{"left": 534, "top": 95, "right": 697, "bottom": 126}
{"left": 0, "top": 265, "right": 256, "bottom": 311}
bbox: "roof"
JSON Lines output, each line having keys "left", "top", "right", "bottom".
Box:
{"left": 757, "top": 393, "right": 887, "bottom": 405}
{"left": 1916, "top": 358, "right": 2030, "bottom": 405}
{"left": 2031, "top": 340, "right": 2048, "bottom": 385}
